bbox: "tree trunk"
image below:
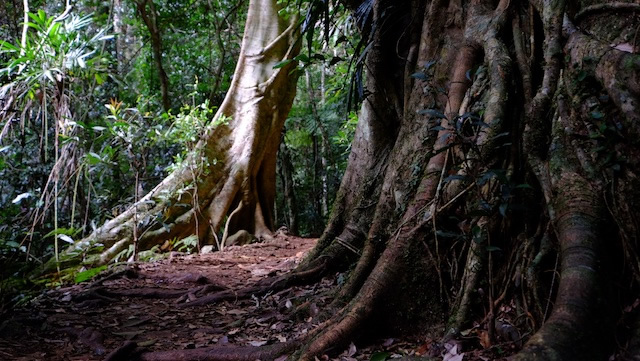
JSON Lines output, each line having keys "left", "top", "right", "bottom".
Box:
{"left": 279, "top": 140, "right": 299, "bottom": 235}
{"left": 305, "top": 69, "right": 331, "bottom": 219}
{"left": 112, "top": 0, "right": 127, "bottom": 74}
{"left": 163, "top": 1, "right": 637, "bottom": 360}
{"left": 135, "top": 0, "right": 171, "bottom": 112}
{"left": 45, "top": 0, "right": 300, "bottom": 270}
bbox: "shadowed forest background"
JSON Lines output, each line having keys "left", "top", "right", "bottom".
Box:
{"left": 1, "top": 0, "right": 640, "bottom": 360}
{"left": 0, "top": 0, "right": 351, "bottom": 263}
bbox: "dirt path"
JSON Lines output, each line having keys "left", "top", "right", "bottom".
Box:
{"left": 1, "top": 235, "right": 323, "bottom": 360}
{"left": 0, "top": 234, "right": 504, "bottom": 361}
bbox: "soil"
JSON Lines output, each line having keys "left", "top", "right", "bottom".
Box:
{"left": 0, "top": 233, "right": 509, "bottom": 361}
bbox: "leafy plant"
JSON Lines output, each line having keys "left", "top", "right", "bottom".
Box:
{"left": 0, "top": 7, "right": 112, "bottom": 270}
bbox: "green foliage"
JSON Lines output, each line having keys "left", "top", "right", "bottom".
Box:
{"left": 74, "top": 264, "right": 107, "bottom": 283}
{"left": 173, "top": 235, "right": 198, "bottom": 253}
{"left": 332, "top": 110, "right": 358, "bottom": 153}
{"left": 163, "top": 97, "right": 222, "bottom": 174}
{"left": 113, "top": 243, "right": 165, "bottom": 263}
{"left": 274, "top": 2, "right": 360, "bottom": 235}
{"left": 123, "top": 0, "right": 245, "bottom": 110}
{"left": 0, "top": 7, "right": 114, "bottom": 273}
{"left": 370, "top": 352, "right": 391, "bottom": 361}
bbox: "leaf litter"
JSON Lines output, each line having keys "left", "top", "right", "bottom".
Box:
{"left": 0, "top": 233, "right": 513, "bottom": 361}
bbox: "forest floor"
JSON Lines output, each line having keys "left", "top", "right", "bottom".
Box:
{"left": 0, "top": 233, "right": 508, "bottom": 361}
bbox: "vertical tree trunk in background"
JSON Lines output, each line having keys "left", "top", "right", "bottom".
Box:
{"left": 112, "top": 0, "right": 127, "bottom": 73}
{"left": 305, "top": 70, "right": 331, "bottom": 219}
{"left": 279, "top": 140, "right": 299, "bottom": 235}
{"left": 135, "top": 0, "right": 171, "bottom": 111}
{"left": 206, "top": 0, "right": 243, "bottom": 104}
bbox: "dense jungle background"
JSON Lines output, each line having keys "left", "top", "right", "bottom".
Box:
{"left": 0, "top": 0, "right": 354, "bottom": 282}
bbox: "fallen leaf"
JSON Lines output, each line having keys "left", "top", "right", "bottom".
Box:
{"left": 123, "top": 318, "right": 150, "bottom": 328}
{"left": 443, "top": 343, "right": 465, "bottom": 361}
{"left": 415, "top": 341, "right": 430, "bottom": 355}
{"left": 612, "top": 42, "right": 634, "bottom": 53}
{"left": 248, "top": 340, "right": 268, "bottom": 347}
{"left": 347, "top": 342, "right": 357, "bottom": 357}
{"left": 112, "top": 330, "right": 144, "bottom": 339}
{"left": 478, "top": 330, "right": 491, "bottom": 349}
{"left": 137, "top": 339, "right": 156, "bottom": 347}
{"left": 251, "top": 268, "right": 271, "bottom": 277}
{"left": 370, "top": 351, "right": 391, "bottom": 361}
{"left": 227, "top": 309, "right": 248, "bottom": 315}
{"left": 445, "top": 354, "right": 464, "bottom": 361}
{"left": 309, "top": 303, "right": 319, "bottom": 316}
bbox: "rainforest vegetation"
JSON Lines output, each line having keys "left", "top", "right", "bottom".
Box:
{"left": 1, "top": 0, "right": 640, "bottom": 360}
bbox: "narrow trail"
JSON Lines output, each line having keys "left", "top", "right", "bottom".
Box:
{"left": 1, "top": 235, "right": 322, "bottom": 360}
{"left": 0, "top": 234, "right": 511, "bottom": 361}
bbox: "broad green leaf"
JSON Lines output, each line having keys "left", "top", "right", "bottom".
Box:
{"left": 4, "top": 241, "right": 21, "bottom": 249}
{"left": 74, "top": 265, "right": 107, "bottom": 283}
{"left": 86, "top": 152, "right": 103, "bottom": 165}
{"left": 58, "top": 234, "right": 74, "bottom": 244}
{"left": 0, "top": 40, "right": 20, "bottom": 52}
{"left": 294, "top": 54, "right": 310, "bottom": 63}
{"left": 370, "top": 352, "right": 390, "bottom": 361}
{"left": 273, "top": 59, "right": 293, "bottom": 69}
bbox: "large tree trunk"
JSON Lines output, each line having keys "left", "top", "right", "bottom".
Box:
{"left": 141, "top": 1, "right": 639, "bottom": 360}
{"left": 45, "top": 0, "right": 300, "bottom": 270}
{"left": 294, "top": 0, "right": 638, "bottom": 359}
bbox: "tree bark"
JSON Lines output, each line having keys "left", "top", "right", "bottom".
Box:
{"left": 135, "top": 0, "right": 171, "bottom": 112}
{"left": 43, "top": 0, "right": 301, "bottom": 271}
{"left": 279, "top": 140, "right": 299, "bottom": 235}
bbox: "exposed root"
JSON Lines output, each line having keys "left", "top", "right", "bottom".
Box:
{"left": 574, "top": 2, "right": 640, "bottom": 23}
{"left": 625, "top": 309, "right": 640, "bottom": 361}
{"left": 177, "top": 261, "right": 328, "bottom": 308}
{"left": 94, "top": 286, "right": 198, "bottom": 299}
{"left": 516, "top": 93, "right": 611, "bottom": 360}
{"left": 104, "top": 341, "right": 139, "bottom": 361}
{"left": 220, "top": 201, "right": 244, "bottom": 249}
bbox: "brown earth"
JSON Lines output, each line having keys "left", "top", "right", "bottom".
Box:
{"left": 0, "top": 233, "right": 510, "bottom": 361}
